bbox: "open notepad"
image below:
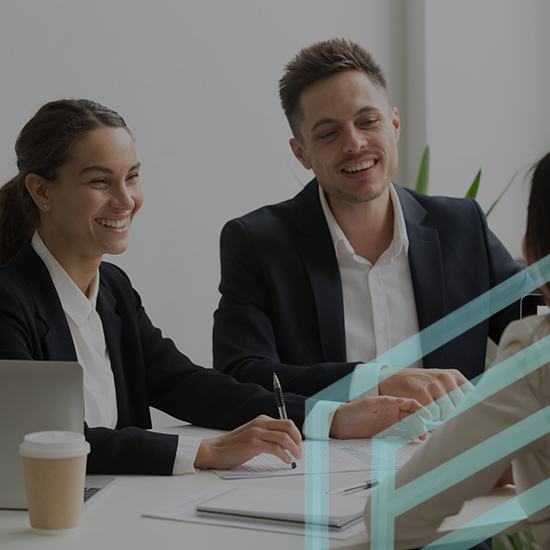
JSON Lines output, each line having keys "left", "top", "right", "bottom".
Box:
{"left": 194, "top": 485, "right": 364, "bottom": 530}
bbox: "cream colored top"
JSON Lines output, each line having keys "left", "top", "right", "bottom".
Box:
{"left": 365, "top": 315, "right": 550, "bottom": 549}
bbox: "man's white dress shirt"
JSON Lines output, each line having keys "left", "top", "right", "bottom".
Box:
{"left": 319, "top": 183, "right": 422, "bottom": 398}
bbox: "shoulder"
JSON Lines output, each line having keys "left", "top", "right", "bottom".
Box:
{"left": 396, "top": 185, "right": 484, "bottom": 226}
{"left": 0, "top": 244, "right": 48, "bottom": 300}
{"left": 504, "top": 315, "right": 550, "bottom": 344}
{"left": 224, "top": 180, "right": 318, "bottom": 230}
{"left": 494, "top": 315, "right": 550, "bottom": 364}
{"left": 98, "top": 262, "right": 133, "bottom": 293}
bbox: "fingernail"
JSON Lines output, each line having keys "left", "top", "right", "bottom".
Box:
{"left": 394, "top": 398, "right": 404, "bottom": 403}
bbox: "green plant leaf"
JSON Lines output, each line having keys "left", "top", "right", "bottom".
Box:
{"left": 466, "top": 169, "right": 481, "bottom": 199}
{"left": 485, "top": 166, "right": 524, "bottom": 217}
{"left": 492, "top": 535, "right": 508, "bottom": 550}
{"left": 507, "top": 532, "right": 526, "bottom": 550}
{"left": 415, "top": 146, "right": 430, "bottom": 194}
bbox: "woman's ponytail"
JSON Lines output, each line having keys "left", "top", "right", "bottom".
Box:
{"left": 0, "top": 176, "right": 39, "bottom": 265}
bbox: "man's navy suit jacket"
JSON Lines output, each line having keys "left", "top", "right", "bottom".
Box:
{"left": 0, "top": 244, "right": 305, "bottom": 475}
{"left": 213, "top": 179, "right": 522, "bottom": 397}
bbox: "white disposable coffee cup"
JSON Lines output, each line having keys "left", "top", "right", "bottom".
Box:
{"left": 19, "top": 431, "right": 90, "bottom": 535}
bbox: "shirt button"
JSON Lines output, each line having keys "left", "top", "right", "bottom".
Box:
{"left": 100, "top": 387, "right": 106, "bottom": 396}
{"left": 378, "top": 327, "right": 385, "bottom": 334}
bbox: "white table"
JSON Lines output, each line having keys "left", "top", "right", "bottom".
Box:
{"left": 0, "top": 425, "right": 530, "bottom": 550}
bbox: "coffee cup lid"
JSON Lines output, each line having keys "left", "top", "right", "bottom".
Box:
{"left": 19, "top": 431, "right": 90, "bottom": 459}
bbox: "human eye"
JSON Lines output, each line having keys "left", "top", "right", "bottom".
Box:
{"left": 360, "top": 118, "right": 378, "bottom": 128}
{"left": 126, "top": 172, "right": 140, "bottom": 184}
{"left": 89, "top": 178, "right": 108, "bottom": 188}
{"left": 317, "top": 128, "right": 338, "bottom": 140}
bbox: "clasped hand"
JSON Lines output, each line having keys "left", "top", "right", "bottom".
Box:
{"left": 379, "top": 367, "right": 475, "bottom": 422}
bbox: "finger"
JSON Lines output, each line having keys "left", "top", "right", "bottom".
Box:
{"left": 435, "top": 393, "right": 455, "bottom": 421}
{"left": 460, "top": 379, "right": 476, "bottom": 394}
{"left": 258, "top": 441, "right": 296, "bottom": 465}
{"left": 265, "top": 418, "right": 303, "bottom": 445}
{"left": 447, "top": 386, "right": 467, "bottom": 408}
{"left": 396, "top": 398, "right": 432, "bottom": 422}
{"left": 260, "top": 430, "right": 302, "bottom": 460}
{"left": 424, "top": 400, "right": 441, "bottom": 422}
{"left": 386, "top": 414, "right": 427, "bottom": 440}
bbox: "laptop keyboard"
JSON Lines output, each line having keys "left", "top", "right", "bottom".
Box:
{"left": 84, "top": 486, "right": 101, "bottom": 502}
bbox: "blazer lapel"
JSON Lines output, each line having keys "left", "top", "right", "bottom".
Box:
{"left": 293, "top": 180, "right": 347, "bottom": 362}
{"left": 13, "top": 244, "right": 77, "bottom": 361}
{"left": 396, "top": 187, "right": 446, "bottom": 370}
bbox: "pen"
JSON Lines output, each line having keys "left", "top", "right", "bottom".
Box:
{"left": 327, "top": 479, "right": 379, "bottom": 495}
{"left": 272, "top": 373, "right": 297, "bottom": 469}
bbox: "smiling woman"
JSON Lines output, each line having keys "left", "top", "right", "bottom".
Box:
{"left": 0, "top": 99, "right": 424, "bottom": 475}
{"left": 0, "top": 99, "right": 305, "bottom": 474}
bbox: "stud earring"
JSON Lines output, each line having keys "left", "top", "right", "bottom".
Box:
{"left": 43, "top": 204, "right": 48, "bottom": 209}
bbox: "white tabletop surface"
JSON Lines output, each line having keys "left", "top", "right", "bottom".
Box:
{"left": 0, "top": 424, "right": 529, "bottom": 550}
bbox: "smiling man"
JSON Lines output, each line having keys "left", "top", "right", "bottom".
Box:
{"left": 213, "top": 39, "right": 521, "bottom": 425}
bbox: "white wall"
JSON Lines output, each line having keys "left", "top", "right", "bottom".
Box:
{"left": 422, "top": 0, "right": 550, "bottom": 260}
{"left": 0, "top": 0, "right": 408, "bottom": 370}
{"left": 1, "top": 1, "right": 546, "bottom": 380}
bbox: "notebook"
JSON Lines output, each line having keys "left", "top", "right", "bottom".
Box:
{"left": 194, "top": 485, "right": 365, "bottom": 530}
{"left": 0, "top": 359, "right": 113, "bottom": 509}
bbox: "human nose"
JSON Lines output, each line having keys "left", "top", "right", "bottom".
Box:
{"left": 342, "top": 125, "right": 367, "bottom": 153}
{"left": 110, "top": 181, "right": 135, "bottom": 210}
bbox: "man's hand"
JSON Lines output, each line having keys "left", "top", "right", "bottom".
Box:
{"left": 330, "top": 396, "right": 428, "bottom": 440}
{"left": 378, "top": 367, "right": 475, "bottom": 421}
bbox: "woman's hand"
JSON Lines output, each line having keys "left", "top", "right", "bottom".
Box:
{"left": 495, "top": 465, "right": 514, "bottom": 487}
{"left": 330, "top": 396, "right": 428, "bottom": 440}
{"left": 194, "top": 415, "right": 302, "bottom": 470}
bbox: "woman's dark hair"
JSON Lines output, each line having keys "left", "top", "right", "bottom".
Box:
{"left": 526, "top": 151, "right": 550, "bottom": 269}
{"left": 0, "top": 99, "right": 129, "bottom": 264}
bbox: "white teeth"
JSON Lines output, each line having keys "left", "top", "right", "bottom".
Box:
{"left": 343, "top": 160, "right": 375, "bottom": 173}
{"left": 97, "top": 218, "right": 127, "bottom": 228}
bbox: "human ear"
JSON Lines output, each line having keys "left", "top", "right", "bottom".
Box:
{"left": 25, "top": 174, "right": 51, "bottom": 211}
{"left": 391, "top": 107, "right": 400, "bottom": 141}
{"left": 289, "top": 138, "right": 312, "bottom": 170}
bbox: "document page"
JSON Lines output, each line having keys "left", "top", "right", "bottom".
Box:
{"left": 215, "top": 439, "right": 413, "bottom": 479}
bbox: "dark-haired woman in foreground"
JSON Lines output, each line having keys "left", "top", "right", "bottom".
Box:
{"left": 0, "top": 99, "right": 424, "bottom": 475}
{"left": 366, "top": 153, "right": 550, "bottom": 548}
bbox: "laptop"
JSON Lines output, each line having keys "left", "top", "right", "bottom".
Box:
{"left": 0, "top": 360, "right": 113, "bottom": 510}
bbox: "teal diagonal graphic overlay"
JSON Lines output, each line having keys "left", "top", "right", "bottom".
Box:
{"left": 369, "top": 344, "right": 550, "bottom": 549}
{"left": 309, "top": 257, "right": 550, "bottom": 404}
{"left": 421, "top": 477, "right": 550, "bottom": 550}
{"left": 304, "top": 256, "right": 550, "bottom": 550}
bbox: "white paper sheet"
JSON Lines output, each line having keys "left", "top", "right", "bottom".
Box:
{"left": 142, "top": 483, "right": 367, "bottom": 541}
{"left": 215, "top": 439, "right": 412, "bottom": 479}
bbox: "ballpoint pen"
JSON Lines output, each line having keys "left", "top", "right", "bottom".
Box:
{"left": 327, "top": 479, "right": 379, "bottom": 495}
{"left": 272, "top": 373, "right": 297, "bottom": 469}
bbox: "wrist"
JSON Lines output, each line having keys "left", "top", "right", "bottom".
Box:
{"left": 378, "top": 365, "right": 399, "bottom": 395}
{"left": 194, "top": 438, "right": 216, "bottom": 468}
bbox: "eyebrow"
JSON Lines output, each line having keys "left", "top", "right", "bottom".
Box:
{"left": 79, "top": 162, "right": 141, "bottom": 175}
{"left": 309, "top": 107, "right": 380, "bottom": 133}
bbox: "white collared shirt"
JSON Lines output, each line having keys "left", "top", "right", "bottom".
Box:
{"left": 319, "top": 184, "right": 422, "bottom": 396}
{"left": 31, "top": 232, "right": 200, "bottom": 474}
{"left": 31, "top": 232, "right": 118, "bottom": 429}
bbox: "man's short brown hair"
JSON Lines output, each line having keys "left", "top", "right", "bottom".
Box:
{"left": 279, "top": 38, "right": 388, "bottom": 142}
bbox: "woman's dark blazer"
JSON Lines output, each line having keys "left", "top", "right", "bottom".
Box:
{"left": 0, "top": 243, "right": 305, "bottom": 475}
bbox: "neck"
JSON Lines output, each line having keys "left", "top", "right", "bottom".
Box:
{"left": 326, "top": 187, "right": 394, "bottom": 264}
{"left": 37, "top": 230, "right": 101, "bottom": 298}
